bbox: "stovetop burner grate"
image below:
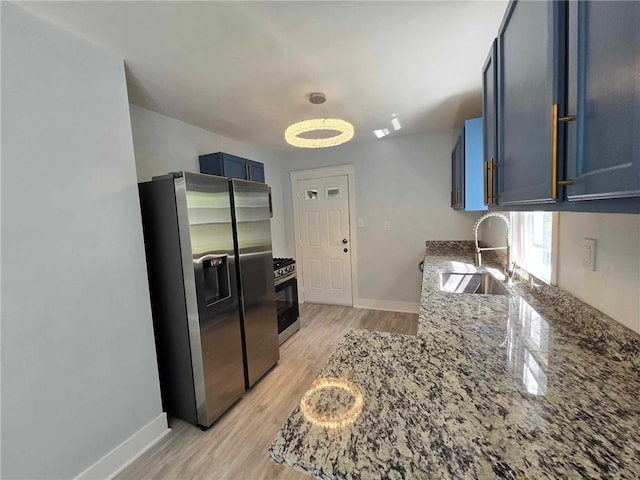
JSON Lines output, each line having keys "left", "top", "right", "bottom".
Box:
{"left": 273, "top": 257, "right": 295, "bottom": 270}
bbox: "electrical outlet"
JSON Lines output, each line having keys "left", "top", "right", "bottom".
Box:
{"left": 384, "top": 220, "right": 391, "bottom": 231}
{"left": 582, "top": 238, "right": 596, "bottom": 271}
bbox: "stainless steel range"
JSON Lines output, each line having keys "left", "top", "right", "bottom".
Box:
{"left": 273, "top": 258, "right": 299, "bottom": 344}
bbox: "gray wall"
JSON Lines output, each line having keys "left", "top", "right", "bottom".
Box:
{"left": 281, "top": 129, "right": 482, "bottom": 306}
{"left": 129, "top": 105, "right": 287, "bottom": 257}
{"left": 1, "top": 4, "right": 163, "bottom": 478}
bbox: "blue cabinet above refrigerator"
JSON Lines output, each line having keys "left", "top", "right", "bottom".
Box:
{"left": 199, "top": 152, "right": 265, "bottom": 183}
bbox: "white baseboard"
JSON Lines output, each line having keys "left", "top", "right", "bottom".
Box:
{"left": 74, "top": 412, "right": 170, "bottom": 480}
{"left": 354, "top": 298, "right": 420, "bottom": 314}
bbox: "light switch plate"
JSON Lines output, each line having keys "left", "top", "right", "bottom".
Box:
{"left": 582, "top": 238, "right": 596, "bottom": 271}
{"left": 384, "top": 220, "right": 391, "bottom": 231}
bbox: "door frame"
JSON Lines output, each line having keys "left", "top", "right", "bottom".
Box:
{"left": 290, "top": 164, "right": 358, "bottom": 305}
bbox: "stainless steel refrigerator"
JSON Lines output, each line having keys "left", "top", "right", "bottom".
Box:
{"left": 139, "top": 172, "right": 279, "bottom": 429}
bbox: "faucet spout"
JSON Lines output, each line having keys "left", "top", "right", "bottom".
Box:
{"left": 473, "top": 212, "right": 512, "bottom": 281}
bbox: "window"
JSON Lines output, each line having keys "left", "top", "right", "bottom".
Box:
{"left": 510, "top": 212, "right": 556, "bottom": 283}
{"left": 326, "top": 186, "right": 340, "bottom": 199}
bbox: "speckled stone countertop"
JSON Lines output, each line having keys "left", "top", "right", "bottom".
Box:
{"left": 270, "top": 243, "right": 640, "bottom": 479}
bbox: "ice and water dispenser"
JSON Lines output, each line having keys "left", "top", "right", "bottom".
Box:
{"left": 193, "top": 253, "right": 231, "bottom": 306}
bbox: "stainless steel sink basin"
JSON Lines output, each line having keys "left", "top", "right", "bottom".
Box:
{"left": 439, "top": 272, "right": 508, "bottom": 295}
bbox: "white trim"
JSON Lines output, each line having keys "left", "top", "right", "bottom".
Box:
{"left": 550, "top": 212, "right": 560, "bottom": 286}
{"left": 354, "top": 299, "right": 420, "bottom": 314}
{"left": 290, "top": 164, "right": 358, "bottom": 306}
{"left": 74, "top": 413, "right": 169, "bottom": 480}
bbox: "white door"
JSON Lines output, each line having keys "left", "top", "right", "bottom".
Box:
{"left": 297, "top": 175, "right": 352, "bottom": 306}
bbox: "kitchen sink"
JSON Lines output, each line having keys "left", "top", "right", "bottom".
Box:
{"left": 439, "top": 272, "right": 508, "bottom": 295}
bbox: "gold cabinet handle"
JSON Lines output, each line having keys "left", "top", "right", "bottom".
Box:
{"left": 551, "top": 104, "right": 559, "bottom": 199}
{"left": 483, "top": 160, "right": 489, "bottom": 205}
{"left": 488, "top": 157, "right": 495, "bottom": 204}
{"left": 453, "top": 187, "right": 461, "bottom": 208}
{"left": 551, "top": 104, "right": 576, "bottom": 198}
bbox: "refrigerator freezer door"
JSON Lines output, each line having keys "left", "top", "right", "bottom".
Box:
{"left": 178, "top": 173, "right": 246, "bottom": 426}
{"left": 231, "top": 179, "right": 280, "bottom": 387}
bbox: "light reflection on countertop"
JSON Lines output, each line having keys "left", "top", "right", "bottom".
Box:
{"left": 462, "top": 296, "right": 550, "bottom": 397}
{"left": 508, "top": 297, "right": 549, "bottom": 397}
{"left": 299, "top": 377, "right": 364, "bottom": 429}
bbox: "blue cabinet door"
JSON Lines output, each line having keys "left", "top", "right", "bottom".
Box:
{"left": 450, "top": 119, "right": 487, "bottom": 212}
{"left": 565, "top": 0, "right": 640, "bottom": 201}
{"left": 482, "top": 40, "right": 498, "bottom": 206}
{"left": 464, "top": 118, "right": 487, "bottom": 212}
{"left": 452, "top": 136, "right": 464, "bottom": 210}
{"left": 497, "top": 0, "right": 566, "bottom": 205}
{"left": 451, "top": 142, "right": 458, "bottom": 208}
{"left": 199, "top": 153, "right": 224, "bottom": 177}
{"left": 222, "top": 154, "right": 248, "bottom": 180}
{"left": 457, "top": 135, "right": 465, "bottom": 209}
{"left": 247, "top": 160, "right": 265, "bottom": 183}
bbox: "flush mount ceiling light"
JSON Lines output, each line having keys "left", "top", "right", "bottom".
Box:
{"left": 285, "top": 92, "right": 354, "bottom": 149}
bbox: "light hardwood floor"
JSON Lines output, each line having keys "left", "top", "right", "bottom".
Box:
{"left": 116, "top": 303, "right": 417, "bottom": 480}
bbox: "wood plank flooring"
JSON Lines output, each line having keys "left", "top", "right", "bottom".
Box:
{"left": 116, "top": 304, "right": 417, "bottom": 480}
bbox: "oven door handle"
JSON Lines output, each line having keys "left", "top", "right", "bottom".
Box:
{"left": 275, "top": 272, "right": 297, "bottom": 287}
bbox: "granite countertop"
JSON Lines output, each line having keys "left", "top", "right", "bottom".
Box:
{"left": 270, "top": 243, "right": 640, "bottom": 479}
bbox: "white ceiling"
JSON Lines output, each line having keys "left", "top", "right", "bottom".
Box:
{"left": 18, "top": 1, "right": 508, "bottom": 153}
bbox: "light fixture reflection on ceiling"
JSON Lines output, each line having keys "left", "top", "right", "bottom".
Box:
{"left": 373, "top": 128, "right": 390, "bottom": 139}
{"left": 391, "top": 114, "right": 402, "bottom": 131}
{"left": 373, "top": 114, "right": 402, "bottom": 139}
{"left": 285, "top": 93, "right": 354, "bottom": 149}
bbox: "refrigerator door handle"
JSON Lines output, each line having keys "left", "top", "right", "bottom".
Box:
{"left": 193, "top": 253, "right": 227, "bottom": 265}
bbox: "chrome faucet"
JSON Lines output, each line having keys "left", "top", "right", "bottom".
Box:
{"left": 473, "top": 212, "right": 516, "bottom": 282}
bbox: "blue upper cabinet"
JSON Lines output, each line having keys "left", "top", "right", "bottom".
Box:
{"left": 247, "top": 160, "right": 265, "bottom": 183}
{"left": 451, "top": 118, "right": 487, "bottom": 212}
{"left": 222, "top": 154, "right": 248, "bottom": 180}
{"left": 484, "top": 0, "right": 639, "bottom": 213}
{"left": 464, "top": 119, "right": 487, "bottom": 211}
{"left": 497, "top": 0, "right": 566, "bottom": 206}
{"left": 482, "top": 40, "right": 498, "bottom": 206}
{"left": 564, "top": 0, "right": 640, "bottom": 201}
{"left": 199, "top": 152, "right": 266, "bottom": 183}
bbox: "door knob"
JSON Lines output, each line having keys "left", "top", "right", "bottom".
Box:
{"left": 343, "top": 248, "right": 348, "bottom": 253}
{"left": 342, "top": 238, "right": 348, "bottom": 244}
